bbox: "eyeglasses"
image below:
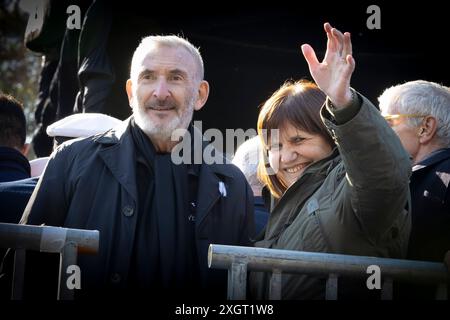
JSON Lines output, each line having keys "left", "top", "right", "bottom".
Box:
{"left": 383, "top": 114, "right": 428, "bottom": 126}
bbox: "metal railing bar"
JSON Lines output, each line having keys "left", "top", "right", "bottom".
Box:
{"left": 269, "top": 269, "right": 282, "bottom": 300}
{"left": 381, "top": 277, "right": 393, "bottom": 300}
{"left": 58, "top": 242, "right": 78, "bottom": 300}
{"left": 227, "top": 261, "right": 247, "bottom": 300}
{"left": 11, "top": 248, "right": 26, "bottom": 300}
{"left": 325, "top": 273, "right": 338, "bottom": 300}
{"left": 209, "top": 245, "right": 449, "bottom": 285}
{"left": 0, "top": 223, "right": 99, "bottom": 254}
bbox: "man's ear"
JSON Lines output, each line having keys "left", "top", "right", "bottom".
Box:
{"left": 418, "top": 116, "right": 438, "bottom": 144}
{"left": 126, "top": 79, "right": 134, "bottom": 108}
{"left": 194, "top": 80, "right": 210, "bottom": 111}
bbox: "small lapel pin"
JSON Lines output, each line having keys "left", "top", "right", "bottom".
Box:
{"left": 218, "top": 181, "right": 227, "bottom": 197}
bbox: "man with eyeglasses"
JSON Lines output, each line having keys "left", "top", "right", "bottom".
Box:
{"left": 378, "top": 80, "right": 450, "bottom": 299}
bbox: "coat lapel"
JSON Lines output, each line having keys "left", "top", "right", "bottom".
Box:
{"left": 194, "top": 156, "right": 235, "bottom": 229}
{"left": 195, "top": 164, "right": 221, "bottom": 228}
{"left": 95, "top": 118, "right": 138, "bottom": 202}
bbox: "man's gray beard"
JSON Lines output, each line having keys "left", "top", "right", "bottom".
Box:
{"left": 133, "top": 96, "right": 195, "bottom": 142}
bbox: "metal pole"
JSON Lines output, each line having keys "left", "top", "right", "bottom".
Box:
{"left": 0, "top": 223, "right": 99, "bottom": 254}
{"left": 435, "top": 283, "right": 448, "bottom": 300}
{"left": 269, "top": 269, "right": 282, "bottom": 300}
{"left": 58, "top": 242, "right": 78, "bottom": 300}
{"left": 227, "top": 261, "right": 247, "bottom": 300}
{"left": 209, "top": 244, "right": 449, "bottom": 285}
{"left": 381, "top": 277, "right": 393, "bottom": 300}
{"left": 0, "top": 223, "right": 100, "bottom": 300}
{"left": 325, "top": 273, "right": 338, "bottom": 300}
{"left": 11, "top": 248, "right": 26, "bottom": 300}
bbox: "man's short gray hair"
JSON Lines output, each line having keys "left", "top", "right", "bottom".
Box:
{"left": 130, "top": 35, "right": 204, "bottom": 83}
{"left": 378, "top": 80, "right": 450, "bottom": 146}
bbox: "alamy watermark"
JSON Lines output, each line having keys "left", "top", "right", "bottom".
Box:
{"left": 66, "top": 264, "right": 81, "bottom": 290}
{"left": 65, "top": 5, "right": 381, "bottom": 31}
{"left": 366, "top": 5, "right": 381, "bottom": 30}
{"left": 366, "top": 264, "right": 381, "bottom": 290}
{"left": 66, "top": 5, "right": 81, "bottom": 30}
{"left": 170, "top": 121, "right": 279, "bottom": 174}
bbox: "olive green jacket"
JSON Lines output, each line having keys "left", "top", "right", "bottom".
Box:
{"left": 252, "top": 91, "right": 412, "bottom": 299}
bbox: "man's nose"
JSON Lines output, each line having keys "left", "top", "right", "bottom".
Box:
{"left": 153, "top": 79, "right": 170, "bottom": 100}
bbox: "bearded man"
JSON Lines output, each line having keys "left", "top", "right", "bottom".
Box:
{"left": 20, "top": 36, "right": 254, "bottom": 300}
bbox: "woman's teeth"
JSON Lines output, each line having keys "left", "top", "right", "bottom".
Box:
{"left": 285, "top": 163, "right": 306, "bottom": 173}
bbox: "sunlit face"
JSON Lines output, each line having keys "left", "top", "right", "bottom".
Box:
{"left": 385, "top": 116, "right": 420, "bottom": 163}
{"left": 268, "top": 121, "right": 333, "bottom": 188}
{"left": 128, "top": 45, "right": 199, "bottom": 141}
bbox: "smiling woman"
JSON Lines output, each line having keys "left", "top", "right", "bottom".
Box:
{"left": 251, "top": 23, "right": 412, "bottom": 300}
{"left": 257, "top": 80, "right": 334, "bottom": 198}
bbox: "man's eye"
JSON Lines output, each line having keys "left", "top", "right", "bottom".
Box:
{"left": 141, "top": 74, "right": 154, "bottom": 80}
{"left": 170, "top": 75, "right": 183, "bottom": 81}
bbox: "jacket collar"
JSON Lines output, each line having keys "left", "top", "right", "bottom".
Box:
{"left": 93, "top": 116, "right": 130, "bottom": 145}
{"left": 95, "top": 117, "right": 138, "bottom": 202}
{"left": 413, "top": 148, "right": 450, "bottom": 172}
{"left": 93, "top": 117, "right": 235, "bottom": 214}
{"left": 0, "top": 146, "right": 31, "bottom": 182}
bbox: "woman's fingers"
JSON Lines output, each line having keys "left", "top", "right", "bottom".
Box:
{"left": 301, "top": 44, "right": 320, "bottom": 70}
{"left": 343, "top": 54, "right": 356, "bottom": 80}
{"left": 324, "top": 22, "right": 335, "bottom": 52}
{"left": 343, "top": 32, "right": 353, "bottom": 58}
{"left": 331, "top": 27, "right": 345, "bottom": 56}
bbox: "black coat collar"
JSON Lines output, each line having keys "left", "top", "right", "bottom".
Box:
{"left": 94, "top": 116, "right": 235, "bottom": 178}
{"left": 413, "top": 148, "right": 450, "bottom": 172}
{"left": 93, "top": 117, "right": 235, "bottom": 224}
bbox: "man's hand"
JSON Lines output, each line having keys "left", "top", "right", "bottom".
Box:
{"left": 301, "top": 22, "right": 355, "bottom": 108}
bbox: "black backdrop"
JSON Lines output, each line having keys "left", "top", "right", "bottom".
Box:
{"left": 13, "top": 1, "right": 450, "bottom": 144}
{"left": 110, "top": 2, "right": 447, "bottom": 137}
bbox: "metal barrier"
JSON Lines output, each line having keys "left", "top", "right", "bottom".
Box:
{"left": 0, "top": 222, "right": 99, "bottom": 300}
{"left": 208, "top": 244, "right": 450, "bottom": 300}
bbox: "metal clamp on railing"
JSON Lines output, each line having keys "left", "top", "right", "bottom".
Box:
{"left": 0, "top": 222, "right": 100, "bottom": 300}
{"left": 208, "top": 244, "right": 450, "bottom": 300}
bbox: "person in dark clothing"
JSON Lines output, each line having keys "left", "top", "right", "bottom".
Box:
{"left": 23, "top": 0, "right": 92, "bottom": 156}
{"left": 0, "top": 94, "right": 30, "bottom": 182}
{"left": 20, "top": 35, "right": 254, "bottom": 300}
{"left": 1, "top": 112, "right": 122, "bottom": 224}
{"left": 0, "top": 178, "right": 38, "bottom": 225}
{"left": 0, "top": 112, "right": 122, "bottom": 300}
{"left": 0, "top": 93, "right": 31, "bottom": 300}
{"left": 379, "top": 80, "right": 450, "bottom": 299}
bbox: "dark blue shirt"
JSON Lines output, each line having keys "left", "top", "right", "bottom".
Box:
{"left": 0, "top": 177, "right": 38, "bottom": 224}
{"left": 0, "top": 146, "right": 31, "bottom": 182}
